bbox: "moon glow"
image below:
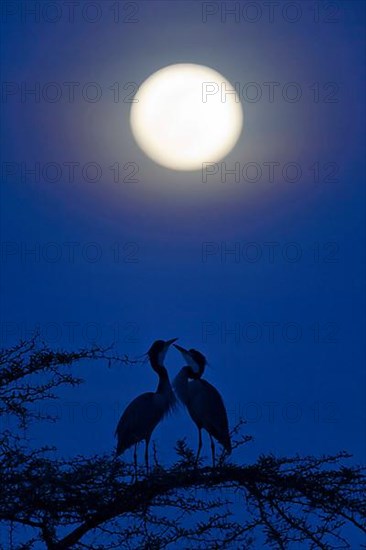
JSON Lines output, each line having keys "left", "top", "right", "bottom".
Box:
{"left": 130, "top": 64, "right": 243, "bottom": 171}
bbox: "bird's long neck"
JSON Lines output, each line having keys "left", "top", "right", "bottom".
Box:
{"left": 173, "top": 367, "right": 191, "bottom": 405}
{"left": 150, "top": 357, "right": 172, "bottom": 395}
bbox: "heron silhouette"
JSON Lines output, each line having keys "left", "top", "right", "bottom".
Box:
{"left": 115, "top": 338, "right": 177, "bottom": 473}
{"left": 173, "top": 345, "right": 231, "bottom": 467}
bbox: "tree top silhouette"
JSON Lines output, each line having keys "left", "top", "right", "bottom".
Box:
{"left": 1, "top": 338, "right": 365, "bottom": 549}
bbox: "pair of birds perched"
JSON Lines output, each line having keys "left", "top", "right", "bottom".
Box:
{"left": 115, "top": 338, "right": 231, "bottom": 471}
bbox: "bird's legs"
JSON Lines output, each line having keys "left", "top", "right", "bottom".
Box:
{"left": 209, "top": 434, "right": 216, "bottom": 468}
{"left": 196, "top": 428, "right": 202, "bottom": 466}
{"left": 133, "top": 444, "right": 138, "bottom": 482}
{"left": 145, "top": 437, "right": 150, "bottom": 475}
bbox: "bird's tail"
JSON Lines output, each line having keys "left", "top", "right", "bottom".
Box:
{"left": 115, "top": 440, "right": 127, "bottom": 457}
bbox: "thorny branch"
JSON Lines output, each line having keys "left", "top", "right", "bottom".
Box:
{"left": 0, "top": 338, "right": 365, "bottom": 549}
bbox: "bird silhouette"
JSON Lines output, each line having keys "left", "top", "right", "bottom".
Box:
{"left": 173, "top": 345, "right": 231, "bottom": 467}
{"left": 115, "top": 338, "right": 177, "bottom": 473}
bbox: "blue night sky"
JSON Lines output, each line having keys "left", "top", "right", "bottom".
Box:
{"left": 0, "top": 0, "right": 365, "bottom": 545}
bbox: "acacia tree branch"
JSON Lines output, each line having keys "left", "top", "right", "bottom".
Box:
{"left": 20, "top": 455, "right": 360, "bottom": 549}
{"left": 1, "top": 338, "right": 365, "bottom": 550}
{"left": 0, "top": 336, "right": 136, "bottom": 427}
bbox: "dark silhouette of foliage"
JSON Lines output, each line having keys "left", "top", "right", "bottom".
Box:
{"left": 1, "top": 338, "right": 365, "bottom": 549}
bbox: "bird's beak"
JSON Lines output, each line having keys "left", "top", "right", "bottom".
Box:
{"left": 173, "top": 343, "right": 188, "bottom": 354}
{"left": 166, "top": 338, "right": 178, "bottom": 347}
{"left": 174, "top": 344, "right": 193, "bottom": 364}
{"left": 174, "top": 344, "right": 202, "bottom": 376}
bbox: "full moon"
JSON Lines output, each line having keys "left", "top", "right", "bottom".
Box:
{"left": 130, "top": 64, "right": 243, "bottom": 171}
